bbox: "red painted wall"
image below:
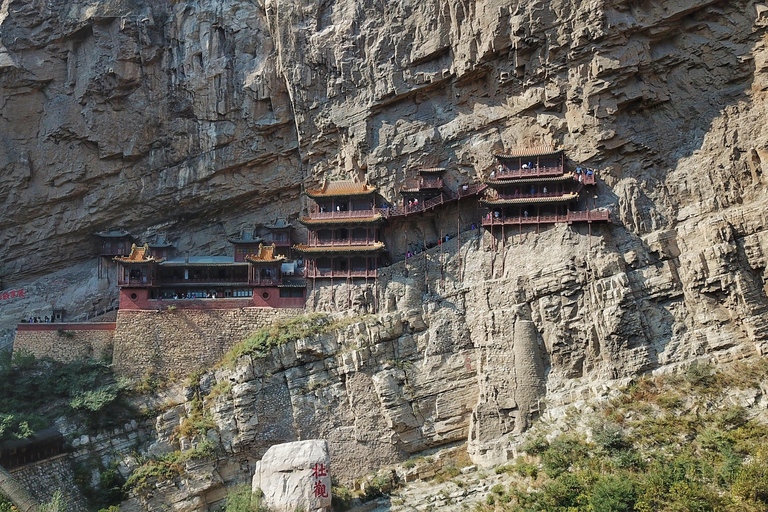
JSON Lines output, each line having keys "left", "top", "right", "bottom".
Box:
{"left": 118, "top": 288, "right": 304, "bottom": 310}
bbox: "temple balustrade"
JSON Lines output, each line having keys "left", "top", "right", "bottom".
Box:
{"left": 403, "top": 176, "right": 444, "bottom": 191}
{"left": 492, "top": 165, "right": 564, "bottom": 179}
{"left": 307, "top": 208, "right": 379, "bottom": 219}
{"left": 308, "top": 237, "right": 380, "bottom": 247}
{"left": 482, "top": 209, "right": 609, "bottom": 226}
{"left": 306, "top": 268, "right": 378, "bottom": 279}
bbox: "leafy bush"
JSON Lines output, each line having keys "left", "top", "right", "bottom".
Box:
{"left": 0, "top": 354, "right": 131, "bottom": 441}
{"left": 521, "top": 434, "right": 549, "bottom": 455}
{"left": 221, "top": 313, "right": 368, "bottom": 367}
{"left": 0, "top": 493, "right": 14, "bottom": 512}
{"left": 541, "top": 435, "right": 589, "bottom": 478}
{"left": 222, "top": 484, "right": 267, "bottom": 512}
{"left": 684, "top": 362, "right": 716, "bottom": 389}
{"left": 732, "top": 448, "right": 768, "bottom": 505}
{"left": 589, "top": 474, "right": 636, "bottom": 512}
{"left": 124, "top": 440, "right": 217, "bottom": 492}
{"left": 331, "top": 483, "right": 355, "bottom": 511}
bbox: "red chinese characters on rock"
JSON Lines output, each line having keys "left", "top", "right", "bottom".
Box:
{"left": 312, "top": 463, "right": 329, "bottom": 498}
{"left": 0, "top": 289, "right": 24, "bottom": 302}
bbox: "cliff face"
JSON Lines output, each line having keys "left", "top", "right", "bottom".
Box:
{"left": 5, "top": 0, "right": 768, "bottom": 505}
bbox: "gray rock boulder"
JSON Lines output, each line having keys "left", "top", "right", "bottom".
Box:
{"left": 252, "top": 439, "right": 332, "bottom": 512}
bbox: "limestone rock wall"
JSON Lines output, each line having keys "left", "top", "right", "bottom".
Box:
{"left": 6, "top": 0, "right": 768, "bottom": 507}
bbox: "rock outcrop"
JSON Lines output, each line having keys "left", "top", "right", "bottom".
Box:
{"left": 5, "top": 0, "right": 768, "bottom": 508}
{"left": 252, "top": 440, "right": 331, "bottom": 512}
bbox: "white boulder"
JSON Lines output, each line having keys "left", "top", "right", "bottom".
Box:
{"left": 252, "top": 439, "right": 332, "bottom": 512}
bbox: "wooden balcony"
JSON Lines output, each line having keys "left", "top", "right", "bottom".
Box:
{"left": 306, "top": 209, "right": 379, "bottom": 220}
{"left": 492, "top": 165, "right": 564, "bottom": 180}
{"left": 306, "top": 268, "right": 378, "bottom": 279}
{"left": 565, "top": 209, "right": 609, "bottom": 223}
{"left": 310, "top": 238, "right": 378, "bottom": 247}
{"left": 403, "top": 177, "right": 444, "bottom": 192}
{"left": 158, "top": 278, "right": 249, "bottom": 285}
{"left": 250, "top": 277, "right": 283, "bottom": 286}
{"left": 118, "top": 277, "right": 157, "bottom": 287}
{"left": 263, "top": 235, "right": 291, "bottom": 247}
{"left": 481, "top": 209, "right": 609, "bottom": 226}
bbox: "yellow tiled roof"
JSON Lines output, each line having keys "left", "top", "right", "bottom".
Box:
{"left": 298, "top": 214, "right": 383, "bottom": 226}
{"left": 306, "top": 179, "right": 377, "bottom": 198}
{"left": 114, "top": 244, "right": 160, "bottom": 263}
{"left": 480, "top": 192, "right": 578, "bottom": 206}
{"left": 494, "top": 145, "right": 562, "bottom": 159}
{"left": 294, "top": 242, "right": 385, "bottom": 254}
{"left": 245, "top": 244, "right": 286, "bottom": 264}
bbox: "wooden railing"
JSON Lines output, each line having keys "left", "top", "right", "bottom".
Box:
{"left": 118, "top": 277, "right": 156, "bottom": 287}
{"left": 566, "top": 209, "right": 609, "bottom": 222}
{"left": 310, "top": 238, "right": 378, "bottom": 247}
{"left": 481, "top": 209, "right": 609, "bottom": 226}
{"left": 492, "top": 165, "right": 564, "bottom": 179}
{"left": 380, "top": 182, "right": 487, "bottom": 220}
{"left": 403, "top": 177, "right": 444, "bottom": 191}
{"left": 307, "top": 209, "right": 378, "bottom": 220}
{"left": 306, "top": 269, "right": 378, "bottom": 278}
{"left": 158, "top": 278, "right": 249, "bottom": 285}
{"left": 250, "top": 277, "right": 282, "bottom": 286}
{"left": 490, "top": 191, "right": 572, "bottom": 201}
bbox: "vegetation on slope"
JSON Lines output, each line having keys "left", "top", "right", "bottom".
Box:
{"left": 220, "top": 313, "right": 367, "bottom": 367}
{"left": 475, "top": 359, "right": 768, "bottom": 511}
{"left": 0, "top": 351, "right": 131, "bottom": 441}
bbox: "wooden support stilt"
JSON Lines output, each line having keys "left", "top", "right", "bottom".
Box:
{"left": 457, "top": 216, "right": 461, "bottom": 282}
{"left": 440, "top": 228, "right": 444, "bottom": 285}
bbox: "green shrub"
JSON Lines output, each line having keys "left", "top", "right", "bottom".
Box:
{"left": 70, "top": 385, "right": 120, "bottom": 412}
{"left": 684, "top": 363, "right": 716, "bottom": 389}
{"left": 124, "top": 440, "right": 217, "bottom": 493}
{"left": 521, "top": 434, "right": 549, "bottom": 455}
{"left": 732, "top": 449, "right": 768, "bottom": 504}
{"left": 223, "top": 484, "right": 267, "bottom": 512}
{"left": 515, "top": 461, "right": 539, "bottom": 479}
{"left": 331, "top": 484, "right": 355, "bottom": 511}
{"left": 0, "top": 493, "right": 14, "bottom": 512}
{"left": 592, "top": 423, "right": 629, "bottom": 454}
{"left": 589, "top": 474, "right": 636, "bottom": 512}
{"left": 0, "top": 355, "right": 133, "bottom": 441}
{"left": 541, "top": 435, "right": 589, "bottom": 478}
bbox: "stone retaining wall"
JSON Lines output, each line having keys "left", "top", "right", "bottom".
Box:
{"left": 9, "top": 454, "right": 88, "bottom": 511}
{"left": 12, "top": 323, "right": 116, "bottom": 362}
{"left": 112, "top": 308, "right": 304, "bottom": 378}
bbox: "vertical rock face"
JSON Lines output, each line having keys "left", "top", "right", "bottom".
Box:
{"left": 252, "top": 439, "right": 331, "bottom": 512}
{"left": 6, "top": 0, "right": 768, "bottom": 505}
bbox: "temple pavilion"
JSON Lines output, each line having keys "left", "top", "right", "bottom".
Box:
{"left": 480, "top": 145, "right": 609, "bottom": 230}
{"left": 227, "top": 227, "right": 263, "bottom": 262}
{"left": 400, "top": 167, "right": 449, "bottom": 210}
{"left": 262, "top": 218, "right": 292, "bottom": 258}
{"left": 114, "top": 237, "right": 305, "bottom": 310}
{"left": 95, "top": 229, "right": 133, "bottom": 257}
{"left": 95, "top": 229, "right": 133, "bottom": 278}
{"left": 295, "top": 179, "right": 385, "bottom": 280}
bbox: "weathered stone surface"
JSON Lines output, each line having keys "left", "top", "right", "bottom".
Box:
{"left": 252, "top": 439, "right": 331, "bottom": 512}
{"left": 7, "top": 0, "right": 768, "bottom": 508}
